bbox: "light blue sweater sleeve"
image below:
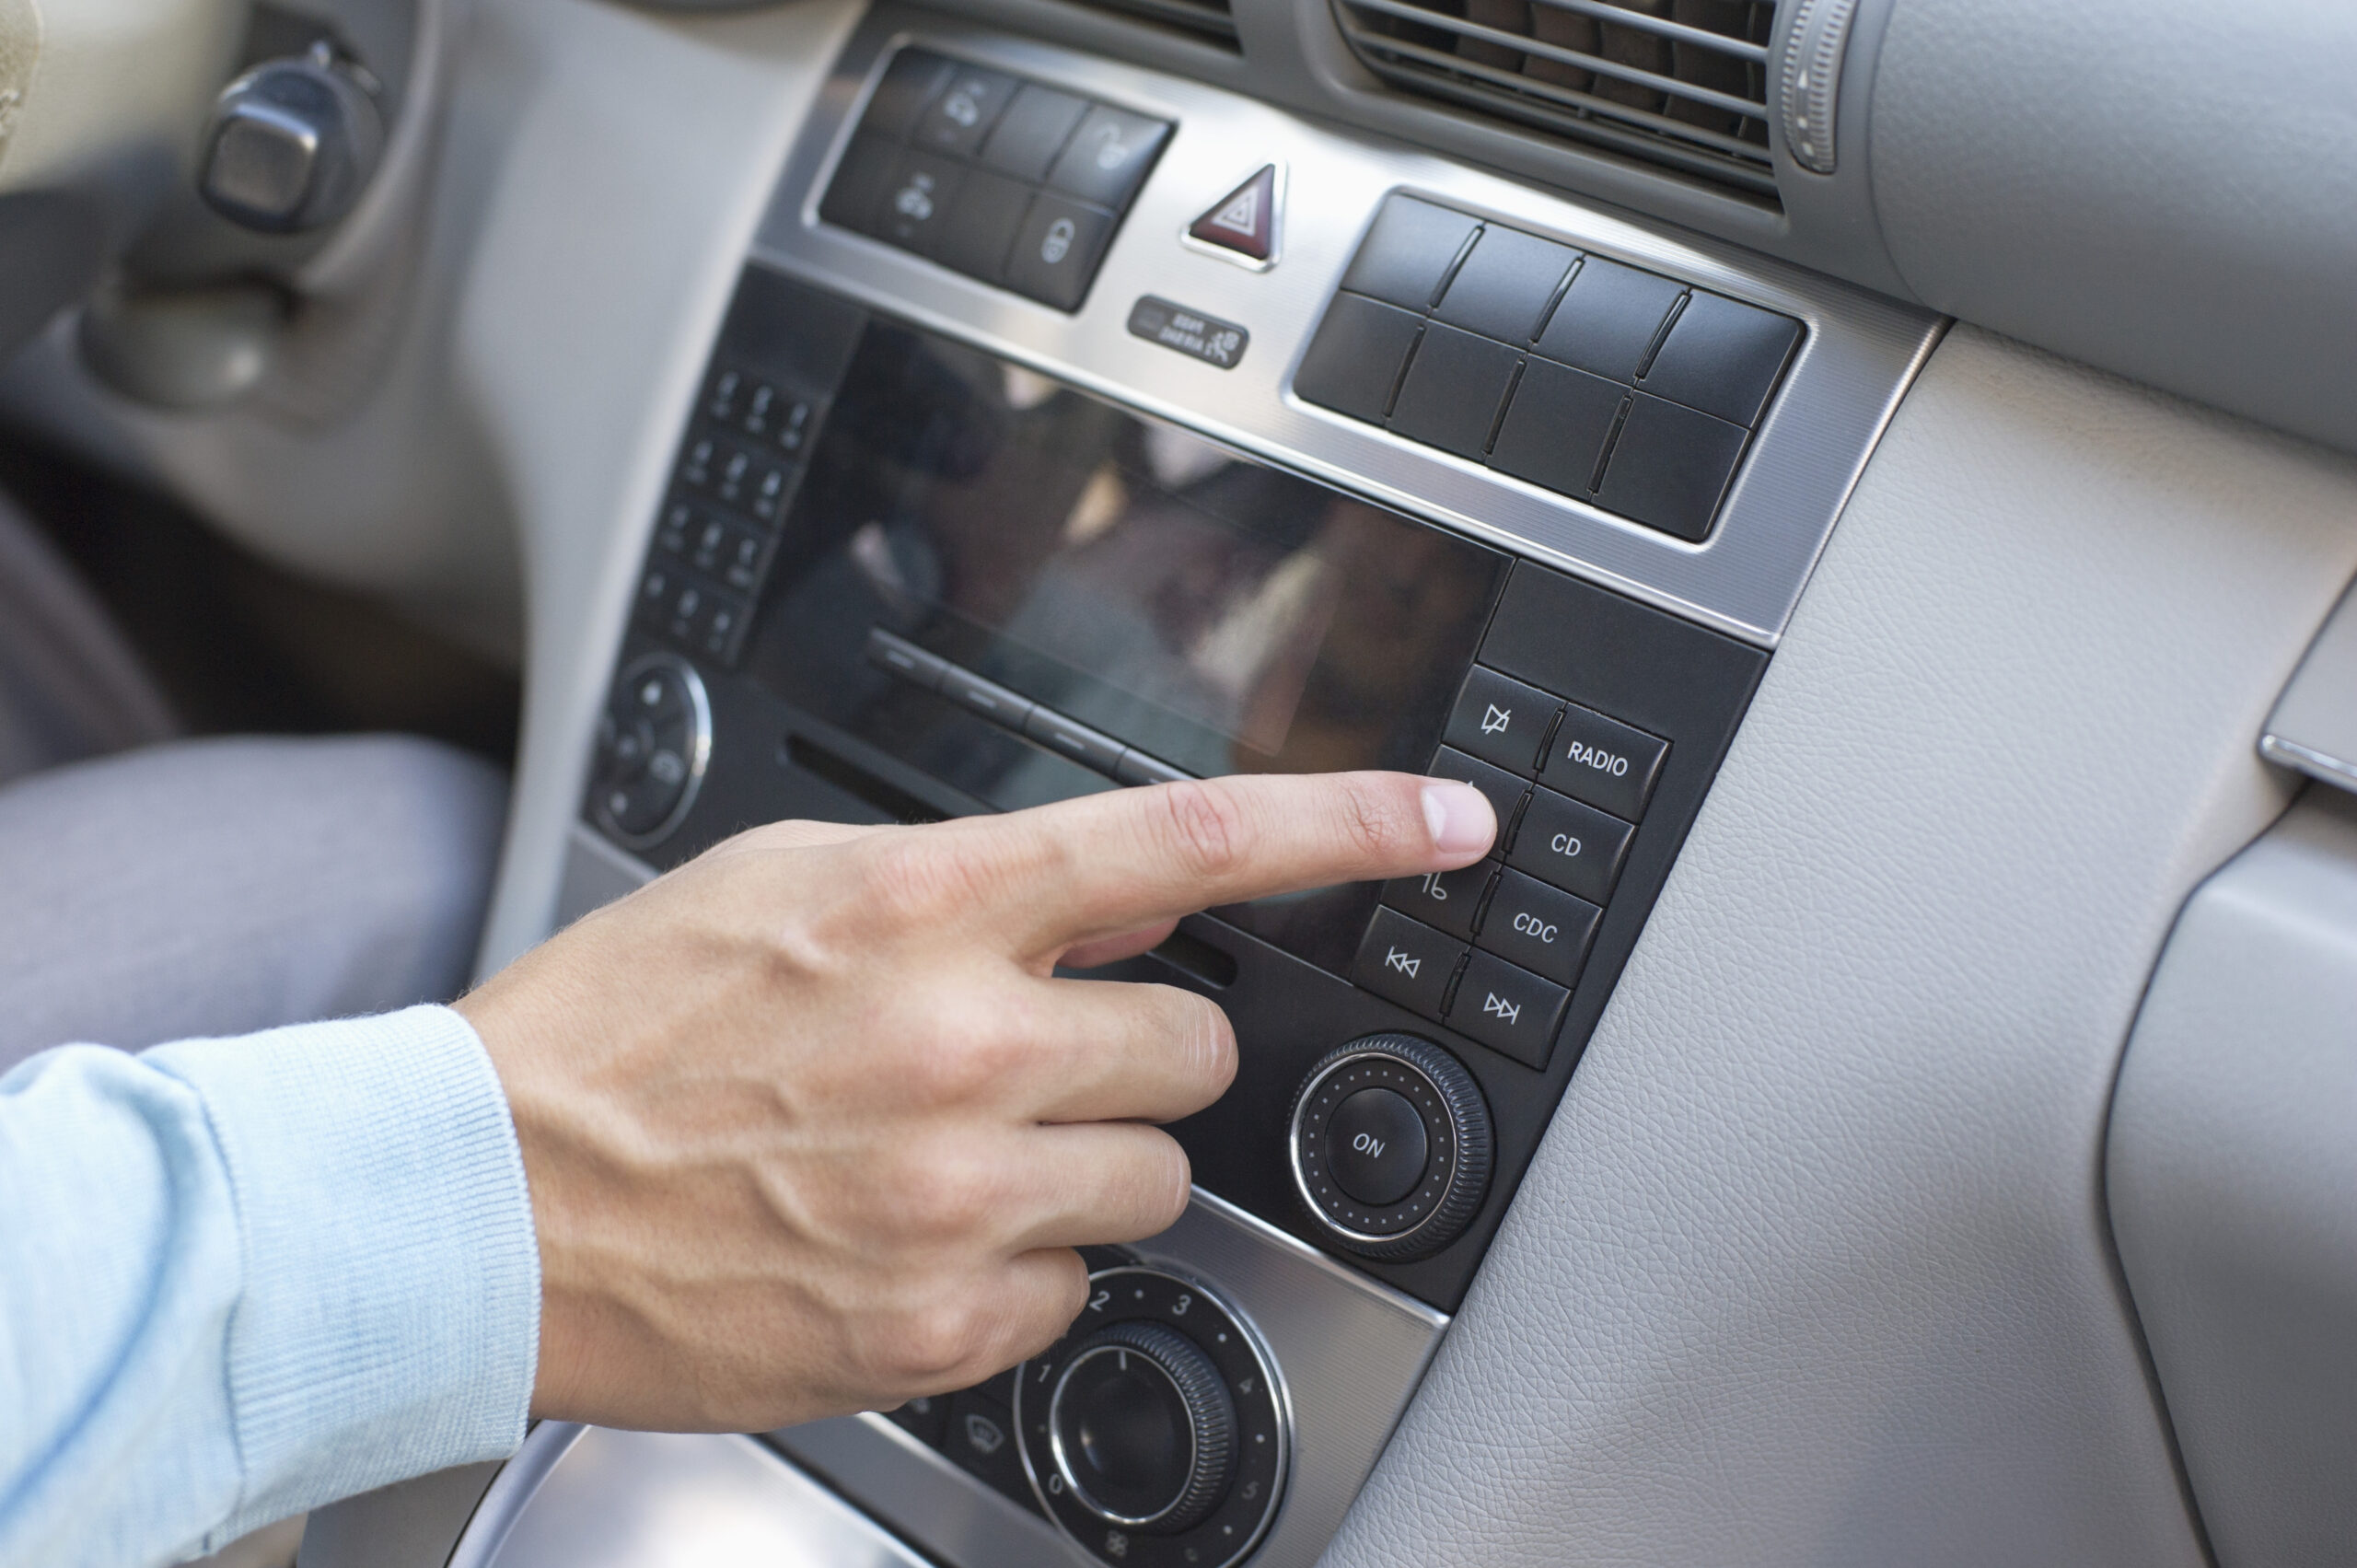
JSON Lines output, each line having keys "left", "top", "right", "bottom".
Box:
{"left": 0, "top": 1005, "right": 541, "bottom": 1567}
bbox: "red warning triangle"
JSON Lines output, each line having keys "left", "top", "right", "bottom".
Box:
{"left": 1188, "top": 164, "right": 1278, "bottom": 261}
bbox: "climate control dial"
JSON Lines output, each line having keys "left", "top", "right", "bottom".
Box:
{"left": 1016, "top": 1267, "right": 1284, "bottom": 1568}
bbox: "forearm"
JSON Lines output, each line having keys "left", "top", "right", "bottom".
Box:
{"left": 0, "top": 1007, "right": 540, "bottom": 1567}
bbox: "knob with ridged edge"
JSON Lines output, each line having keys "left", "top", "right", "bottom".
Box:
{"left": 1289, "top": 1033, "right": 1492, "bottom": 1260}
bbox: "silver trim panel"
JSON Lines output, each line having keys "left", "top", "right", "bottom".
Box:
{"left": 2260, "top": 574, "right": 2357, "bottom": 799}
{"left": 451, "top": 1423, "right": 940, "bottom": 1568}
{"left": 774, "top": 1189, "right": 1446, "bottom": 1568}
{"left": 751, "top": 7, "right": 1943, "bottom": 647}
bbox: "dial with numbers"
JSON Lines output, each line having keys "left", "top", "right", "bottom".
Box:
{"left": 1016, "top": 1266, "right": 1287, "bottom": 1568}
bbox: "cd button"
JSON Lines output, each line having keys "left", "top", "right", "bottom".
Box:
{"left": 1507, "top": 786, "right": 1634, "bottom": 905}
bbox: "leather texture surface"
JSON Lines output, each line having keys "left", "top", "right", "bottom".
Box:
{"left": 1319, "top": 325, "right": 2357, "bottom": 1567}
{"left": 2108, "top": 789, "right": 2357, "bottom": 1568}
{"left": 1867, "top": 0, "right": 2357, "bottom": 458}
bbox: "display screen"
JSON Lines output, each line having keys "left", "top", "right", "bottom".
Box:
{"left": 744, "top": 319, "right": 1509, "bottom": 969}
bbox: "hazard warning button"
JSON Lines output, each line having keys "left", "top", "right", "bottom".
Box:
{"left": 1187, "top": 164, "right": 1279, "bottom": 262}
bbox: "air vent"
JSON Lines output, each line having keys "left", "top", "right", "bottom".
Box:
{"left": 1334, "top": 0, "right": 1777, "bottom": 199}
{"left": 1062, "top": 0, "right": 1238, "bottom": 48}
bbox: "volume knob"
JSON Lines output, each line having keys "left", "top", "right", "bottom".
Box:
{"left": 1289, "top": 1034, "right": 1492, "bottom": 1260}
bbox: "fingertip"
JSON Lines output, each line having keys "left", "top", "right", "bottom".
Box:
{"left": 1421, "top": 780, "right": 1497, "bottom": 861}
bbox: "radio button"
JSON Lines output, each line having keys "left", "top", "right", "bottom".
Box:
{"left": 1507, "top": 786, "right": 1633, "bottom": 905}
{"left": 1447, "top": 950, "right": 1570, "bottom": 1069}
{"left": 1443, "top": 666, "right": 1560, "bottom": 775}
{"left": 1351, "top": 908, "right": 1462, "bottom": 1021}
{"left": 1425, "top": 747, "right": 1528, "bottom": 853}
{"left": 1540, "top": 702, "right": 1667, "bottom": 820}
{"left": 1475, "top": 868, "right": 1599, "bottom": 989}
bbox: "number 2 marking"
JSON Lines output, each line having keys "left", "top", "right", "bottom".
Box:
{"left": 1089, "top": 1289, "right": 1110, "bottom": 1313}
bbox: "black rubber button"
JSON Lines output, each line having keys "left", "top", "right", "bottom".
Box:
{"left": 1475, "top": 868, "right": 1601, "bottom": 989}
{"left": 1295, "top": 294, "right": 1423, "bottom": 424}
{"left": 1425, "top": 746, "right": 1529, "bottom": 854}
{"left": 1534, "top": 257, "right": 1686, "bottom": 381}
{"left": 1434, "top": 225, "right": 1579, "bottom": 343}
{"left": 1540, "top": 701, "right": 1668, "bottom": 820}
{"left": 1488, "top": 356, "right": 1627, "bottom": 497}
{"left": 873, "top": 151, "right": 967, "bottom": 253}
{"left": 911, "top": 63, "right": 1019, "bottom": 157}
{"left": 1442, "top": 666, "right": 1560, "bottom": 775}
{"left": 1045, "top": 104, "right": 1171, "bottom": 210}
{"left": 1507, "top": 786, "right": 1634, "bottom": 905}
{"left": 1595, "top": 392, "right": 1749, "bottom": 542}
{"left": 1387, "top": 324, "right": 1522, "bottom": 460}
{"left": 1351, "top": 907, "right": 1464, "bottom": 1020}
{"left": 933, "top": 168, "right": 1034, "bottom": 282}
{"left": 980, "top": 83, "right": 1090, "bottom": 181}
{"left": 1004, "top": 194, "right": 1116, "bottom": 311}
{"left": 1446, "top": 949, "right": 1571, "bottom": 1069}
{"left": 1381, "top": 856, "right": 1498, "bottom": 942}
{"left": 1327, "top": 1087, "right": 1430, "bottom": 1206}
{"left": 1339, "top": 195, "right": 1481, "bottom": 310}
{"left": 818, "top": 133, "right": 900, "bottom": 234}
{"left": 860, "top": 50, "right": 953, "bottom": 140}
{"left": 1636, "top": 291, "right": 1801, "bottom": 426}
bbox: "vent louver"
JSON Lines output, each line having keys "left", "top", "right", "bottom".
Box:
{"left": 1334, "top": 0, "right": 1777, "bottom": 199}
{"left": 1062, "top": 0, "right": 1238, "bottom": 48}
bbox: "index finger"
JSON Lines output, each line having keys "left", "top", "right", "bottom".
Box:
{"left": 911, "top": 771, "right": 1495, "bottom": 958}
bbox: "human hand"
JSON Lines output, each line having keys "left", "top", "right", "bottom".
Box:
{"left": 456, "top": 771, "right": 1494, "bottom": 1433}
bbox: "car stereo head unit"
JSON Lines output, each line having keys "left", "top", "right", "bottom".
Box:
{"left": 576, "top": 260, "right": 1764, "bottom": 1568}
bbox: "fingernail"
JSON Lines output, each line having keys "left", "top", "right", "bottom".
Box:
{"left": 1422, "top": 781, "right": 1496, "bottom": 857}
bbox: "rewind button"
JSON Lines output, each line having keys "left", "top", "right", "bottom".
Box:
{"left": 1352, "top": 906, "right": 1465, "bottom": 1020}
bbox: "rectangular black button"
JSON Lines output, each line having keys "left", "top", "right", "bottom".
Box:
{"left": 1596, "top": 393, "right": 1749, "bottom": 543}
{"left": 1534, "top": 257, "right": 1685, "bottom": 381}
{"left": 1295, "top": 295, "right": 1422, "bottom": 424}
{"left": 819, "top": 133, "right": 900, "bottom": 235}
{"left": 861, "top": 50, "right": 952, "bottom": 140}
{"left": 1426, "top": 748, "right": 1528, "bottom": 854}
{"left": 939, "top": 667, "right": 1034, "bottom": 729}
{"left": 1381, "top": 859, "right": 1497, "bottom": 942}
{"left": 1046, "top": 104, "right": 1170, "bottom": 209}
{"left": 874, "top": 152, "right": 967, "bottom": 253}
{"left": 1637, "top": 291, "right": 1802, "bottom": 427}
{"left": 1540, "top": 702, "right": 1667, "bottom": 820}
{"left": 1446, "top": 949, "right": 1570, "bottom": 1068}
{"left": 1004, "top": 194, "right": 1116, "bottom": 311}
{"left": 1352, "top": 907, "right": 1464, "bottom": 1020}
{"left": 1023, "top": 705, "right": 1124, "bottom": 774}
{"left": 865, "top": 627, "right": 947, "bottom": 690}
{"left": 1387, "top": 324, "right": 1522, "bottom": 460}
{"left": 1475, "top": 868, "right": 1599, "bottom": 989}
{"left": 1508, "top": 786, "right": 1634, "bottom": 904}
{"left": 1340, "top": 195, "right": 1480, "bottom": 310}
{"left": 1434, "top": 225, "right": 1579, "bottom": 344}
{"left": 1128, "top": 296, "right": 1248, "bottom": 369}
{"left": 981, "top": 83, "right": 1090, "bottom": 181}
{"left": 934, "top": 168, "right": 1033, "bottom": 283}
{"left": 1443, "top": 666, "right": 1559, "bottom": 775}
{"left": 1487, "top": 357, "right": 1626, "bottom": 498}
{"left": 911, "top": 63, "right": 1019, "bottom": 157}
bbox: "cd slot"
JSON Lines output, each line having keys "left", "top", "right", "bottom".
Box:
{"left": 865, "top": 627, "right": 1194, "bottom": 789}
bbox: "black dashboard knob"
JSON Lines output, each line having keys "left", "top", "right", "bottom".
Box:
{"left": 1290, "top": 1033, "right": 1492, "bottom": 1260}
{"left": 1049, "top": 1319, "right": 1234, "bottom": 1533}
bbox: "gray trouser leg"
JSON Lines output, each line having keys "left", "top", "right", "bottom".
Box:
{"left": 0, "top": 734, "right": 508, "bottom": 1072}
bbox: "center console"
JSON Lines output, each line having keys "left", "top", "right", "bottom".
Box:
{"left": 519, "top": 10, "right": 1941, "bottom": 1568}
